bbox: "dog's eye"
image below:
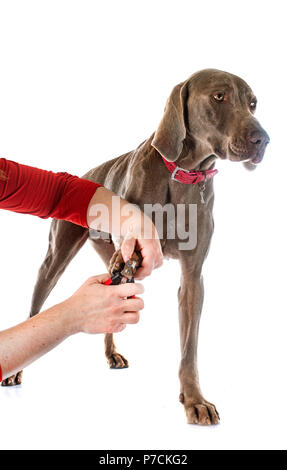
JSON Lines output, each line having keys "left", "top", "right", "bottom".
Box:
{"left": 213, "top": 93, "right": 225, "bottom": 102}
{"left": 250, "top": 100, "right": 257, "bottom": 111}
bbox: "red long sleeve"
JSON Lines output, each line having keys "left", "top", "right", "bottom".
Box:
{"left": 0, "top": 158, "right": 102, "bottom": 228}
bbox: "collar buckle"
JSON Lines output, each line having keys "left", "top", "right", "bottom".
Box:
{"left": 171, "top": 165, "right": 190, "bottom": 182}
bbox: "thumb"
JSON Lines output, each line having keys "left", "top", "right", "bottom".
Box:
{"left": 121, "top": 236, "right": 136, "bottom": 262}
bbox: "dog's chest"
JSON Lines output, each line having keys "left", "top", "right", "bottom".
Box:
{"left": 156, "top": 182, "right": 215, "bottom": 259}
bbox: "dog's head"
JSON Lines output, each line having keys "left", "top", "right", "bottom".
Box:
{"left": 152, "top": 69, "right": 269, "bottom": 170}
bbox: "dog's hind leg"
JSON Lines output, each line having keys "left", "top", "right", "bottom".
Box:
{"left": 2, "top": 219, "right": 89, "bottom": 387}
{"left": 89, "top": 236, "right": 129, "bottom": 369}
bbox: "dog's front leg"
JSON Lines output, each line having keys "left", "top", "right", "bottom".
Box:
{"left": 178, "top": 256, "right": 220, "bottom": 425}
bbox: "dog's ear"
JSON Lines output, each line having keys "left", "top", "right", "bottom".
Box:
{"left": 152, "top": 80, "right": 189, "bottom": 162}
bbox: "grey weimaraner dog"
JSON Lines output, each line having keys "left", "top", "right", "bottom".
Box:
{"left": 2, "top": 69, "right": 269, "bottom": 425}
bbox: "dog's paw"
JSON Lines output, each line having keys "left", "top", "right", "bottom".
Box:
{"left": 107, "top": 353, "right": 129, "bottom": 369}
{"left": 1, "top": 371, "right": 23, "bottom": 387}
{"left": 179, "top": 394, "right": 220, "bottom": 425}
{"left": 109, "top": 250, "right": 124, "bottom": 276}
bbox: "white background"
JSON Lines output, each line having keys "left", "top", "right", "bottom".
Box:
{"left": 0, "top": 0, "right": 286, "bottom": 450}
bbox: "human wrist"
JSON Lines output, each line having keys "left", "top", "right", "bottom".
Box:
{"left": 57, "top": 298, "right": 83, "bottom": 336}
{"left": 122, "top": 208, "right": 156, "bottom": 240}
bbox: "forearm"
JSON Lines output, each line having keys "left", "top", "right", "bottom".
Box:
{"left": 0, "top": 158, "right": 101, "bottom": 228}
{"left": 0, "top": 275, "right": 144, "bottom": 382}
{"left": 87, "top": 187, "right": 155, "bottom": 238}
{"left": 0, "top": 158, "right": 154, "bottom": 237}
{"left": 0, "top": 300, "right": 76, "bottom": 380}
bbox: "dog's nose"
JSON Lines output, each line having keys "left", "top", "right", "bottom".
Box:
{"left": 248, "top": 130, "right": 270, "bottom": 147}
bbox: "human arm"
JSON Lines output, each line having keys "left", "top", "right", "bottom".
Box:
{"left": 0, "top": 275, "right": 144, "bottom": 381}
{"left": 0, "top": 158, "right": 163, "bottom": 278}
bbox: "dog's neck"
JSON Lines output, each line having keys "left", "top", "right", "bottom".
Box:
{"left": 176, "top": 137, "right": 217, "bottom": 171}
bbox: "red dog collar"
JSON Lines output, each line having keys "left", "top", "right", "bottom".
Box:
{"left": 162, "top": 156, "right": 218, "bottom": 184}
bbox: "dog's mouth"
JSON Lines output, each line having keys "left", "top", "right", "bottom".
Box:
{"left": 215, "top": 144, "right": 262, "bottom": 164}
{"left": 228, "top": 143, "right": 265, "bottom": 166}
{"left": 229, "top": 142, "right": 249, "bottom": 158}
{"left": 212, "top": 131, "right": 269, "bottom": 170}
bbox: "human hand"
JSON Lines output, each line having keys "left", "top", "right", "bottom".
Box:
{"left": 86, "top": 187, "right": 163, "bottom": 279}
{"left": 66, "top": 274, "right": 144, "bottom": 334}
{"left": 121, "top": 213, "right": 163, "bottom": 280}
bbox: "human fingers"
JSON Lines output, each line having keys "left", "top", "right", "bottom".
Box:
{"left": 111, "top": 282, "right": 144, "bottom": 298}
{"left": 121, "top": 236, "right": 136, "bottom": 262}
{"left": 87, "top": 273, "right": 111, "bottom": 284}
{"left": 119, "top": 312, "right": 141, "bottom": 324}
{"left": 119, "top": 297, "right": 144, "bottom": 313}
